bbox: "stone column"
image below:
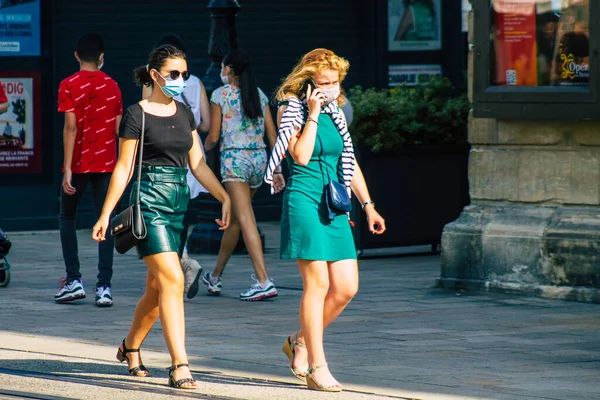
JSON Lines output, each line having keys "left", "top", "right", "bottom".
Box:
{"left": 438, "top": 9, "right": 600, "bottom": 303}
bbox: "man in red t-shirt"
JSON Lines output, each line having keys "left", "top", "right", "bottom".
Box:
{"left": 0, "top": 82, "right": 8, "bottom": 115}
{"left": 55, "top": 33, "right": 122, "bottom": 307}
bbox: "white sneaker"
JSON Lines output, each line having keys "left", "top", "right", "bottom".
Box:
{"left": 181, "top": 255, "right": 202, "bottom": 299}
{"left": 54, "top": 278, "right": 86, "bottom": 303}
{"left": 94, "top": 285, "right": 113, "bottom": 307}
{"left": 240, "top": 275, "right": 277, "bottom": 301}
{"left": 202, "top": 271, "right": 223, "bottom": 295}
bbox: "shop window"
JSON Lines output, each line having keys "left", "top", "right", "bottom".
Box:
{"left": 473, "top": 0, "right": 600, "bottom": 120}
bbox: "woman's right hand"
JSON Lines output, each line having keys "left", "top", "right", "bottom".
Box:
{"left": 306, "top": 84, "right": 324, "bottom": 116}
{"left": 92, "top": 216, "right": 110, "bottom": 242}
{"left": 216, "top": 198, "right": 231, "bottom": 231}
{"left": 272, "top": 173, "right": 286, "bottom": 194}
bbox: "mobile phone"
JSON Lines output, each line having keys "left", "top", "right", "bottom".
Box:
{"left": 303, "top": 79, "right": 315, "bottom": 93}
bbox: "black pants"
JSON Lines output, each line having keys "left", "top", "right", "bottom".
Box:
{"left": 59, "top": 173, "right": 113, "bottom": 287}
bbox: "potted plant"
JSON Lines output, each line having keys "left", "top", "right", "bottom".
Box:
{"left": 346, "top": 77, "right": 470, "bottom": 255}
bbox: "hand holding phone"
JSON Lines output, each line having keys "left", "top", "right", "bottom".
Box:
{"left": 306, "top": 80, "right": 324, "bottom": 114}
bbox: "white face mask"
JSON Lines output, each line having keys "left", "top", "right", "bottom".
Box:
{"left": 98, "top": 60, "right": 104, "bottom": 70}
{"left": 322, "top": 84, "right": 340, "bottom": 105}
{"left": 220, "top": 69, "right": 229, "bottom": 85}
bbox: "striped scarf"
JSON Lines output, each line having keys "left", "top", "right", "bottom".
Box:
{"left": 264, "top": 96, "right": 355, "bottom": 194}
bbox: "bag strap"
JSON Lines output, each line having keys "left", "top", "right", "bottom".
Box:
{"left": 134, "top": 104, "right": 146, "bottom": 206}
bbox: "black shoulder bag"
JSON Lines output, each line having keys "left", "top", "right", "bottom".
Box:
{"left": 316, "top": 133, "right": 352, "bottom": 221}
{"left": 110, "top": 105, "right": 147, "bottom": 254}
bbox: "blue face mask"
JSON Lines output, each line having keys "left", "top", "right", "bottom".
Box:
{"left": 156, "top": 72, "right": 186, "bottom": 98}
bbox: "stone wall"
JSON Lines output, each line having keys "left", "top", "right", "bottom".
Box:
{"left": 438, "top": 11, "right": 600, "bottom": 303}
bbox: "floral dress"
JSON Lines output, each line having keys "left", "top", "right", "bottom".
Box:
{"left": 210, "top": 85, "right": 269, "bottom": 188}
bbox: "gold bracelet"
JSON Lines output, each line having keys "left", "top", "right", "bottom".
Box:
{"left": 307, "top": 117, "right": 319, "bottom": 125}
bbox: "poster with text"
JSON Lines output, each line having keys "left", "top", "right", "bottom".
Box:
{"left": 493, "top": 1, "right": 538, "bottom": 86}
{"left": 0, "top": 72, "right": 42, "bottom": 173}
{"left": 0, "top": 0, "right": 40, "bottom": 56}
{"left": 388, "top": 0, "right": 442, "bottom": 51}
{"left": 491, "top": 0, "right": 589, "bottom": 86}
{"left": 389, "top": 64, "right": 442, "bottom": 86}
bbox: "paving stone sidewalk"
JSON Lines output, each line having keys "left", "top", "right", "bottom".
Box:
{"left": 0, "top": 222, "right": 599, "bottom": 399}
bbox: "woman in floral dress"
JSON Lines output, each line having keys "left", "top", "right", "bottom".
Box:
{"left": 203, "top": 49, "right": 285, "bottom": 301}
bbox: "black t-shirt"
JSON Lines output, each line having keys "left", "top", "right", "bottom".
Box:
{"left": 119, "top": 101, "right": 195, "bottom": 167}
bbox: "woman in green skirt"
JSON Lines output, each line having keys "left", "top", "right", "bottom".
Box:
{"left": 92, "top": 45, "right": 231, "bottom": 389}
{"left": 265, "top": 49, "right": 386, "bottom": 392}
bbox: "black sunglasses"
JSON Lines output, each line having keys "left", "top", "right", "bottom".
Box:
{"left": 160, "top": 70, "right": 191, "bottom": 81}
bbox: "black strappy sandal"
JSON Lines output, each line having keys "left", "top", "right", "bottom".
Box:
{"left": 167, "top": 363, "right": 197, "bottom": 389}
{"left": 116, "top": 338, "right": 150, "bottom": 377}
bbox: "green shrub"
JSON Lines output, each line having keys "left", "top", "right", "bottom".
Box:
{"left": 346, "top": 77, "right": 470, "bottom": 152}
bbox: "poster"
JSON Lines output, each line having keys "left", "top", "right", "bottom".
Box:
{"left": 0, "top": 71, "right": 41, "bottom": 173}
{"left": 0, "top": 0, "right": 40, "bottom": 56}
{"left": 388, "top": 64, "right": 442, "bottom": 87}
{"left": 388, "top": 0, "right": 442, "bottom": 51}
{"left": 493, "top": 1, "right": 538, "bottom": 86}
{"left": 491, "top": 0, "right": 589, "bottom": 86}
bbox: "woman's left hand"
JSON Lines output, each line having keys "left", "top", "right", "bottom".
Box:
{"left": 366, "top": 207, "right": 386, "bottom": 235}
{"left": 272, "top": 174, "right": 286, "bottom": 194}
{"left": 216, "top": 199, "right": 231, "bottom": 230}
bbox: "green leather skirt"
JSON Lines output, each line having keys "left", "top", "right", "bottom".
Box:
{"left": 130, "top": 166, "right": 190, "bottom": 258}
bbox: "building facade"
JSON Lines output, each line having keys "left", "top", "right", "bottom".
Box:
{"left": 0, "top": 0, "right": 465, "bottom": 231}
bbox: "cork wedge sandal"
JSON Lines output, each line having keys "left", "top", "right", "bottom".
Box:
{"left": 306, "top": 364, "right": 343, "bottom": 393}
{"left": 282, "top": 332, "right": 308, "bottom": 381}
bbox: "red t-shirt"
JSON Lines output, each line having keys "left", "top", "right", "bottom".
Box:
{"left": 0, "top": 82, "right": 7, "bottom": 103}
{"left": 58, "top": 71, "right": 122, "bottom": 173}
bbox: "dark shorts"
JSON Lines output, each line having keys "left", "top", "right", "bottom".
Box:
{"left": 131, "top": 166, "right": 190, "bottom": 258}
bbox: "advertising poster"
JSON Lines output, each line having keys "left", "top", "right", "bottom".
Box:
{"left": 493, "top": 1, "right": 538, "bottom": 86}
{"left": 491, "top": 0, "right": 589, "bottom": 87}
{"left": 0, "top": 0, "right": 40, "bottom": 56}
{"left": 0, "top": 71, "right": 42, "bottom": 173}
{"left": 388, "top": 0, "right": 442, "bottom": 51}
{"left": 388, "top": 64, "right": 442, "bottom": 87}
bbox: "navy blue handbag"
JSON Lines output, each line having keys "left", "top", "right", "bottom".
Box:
{"left": 316, "top": 134, "right": 352, "bottom": 220}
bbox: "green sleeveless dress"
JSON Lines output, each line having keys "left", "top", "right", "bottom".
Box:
{"left": 280, "top": 113, "right": 356, "bottom": 261}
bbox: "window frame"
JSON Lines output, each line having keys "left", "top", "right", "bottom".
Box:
{"left": 473, "top": 0, "right": 600, "bottom": 120}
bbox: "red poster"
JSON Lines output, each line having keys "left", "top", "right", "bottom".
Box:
{"left": 0, "top": 71, "right": 42, "bottom": 173}
{"left": 493, "top": 1, "right": 538, "bottom": 86}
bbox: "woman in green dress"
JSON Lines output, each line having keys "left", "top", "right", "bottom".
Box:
{"left": 265, "top": 49, "right": 386, "bottom": 392}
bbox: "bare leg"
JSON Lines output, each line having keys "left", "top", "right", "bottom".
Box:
{"left": 121, "top": 270, "right": 160, "bottom": 371}
{"left": 143, "top": 251, "right": 196, "bottom": 387}
{"left": 293, "top": 259, "right": 358, "bottom": 386}
{"left": 297, "top": 259, "right": 341, "bottom": 389}
{"left": 211, "top": 213, "right": 240, "bottom": 278}
{"left": 212, "top": 183, "right": 268, "bottom": 282}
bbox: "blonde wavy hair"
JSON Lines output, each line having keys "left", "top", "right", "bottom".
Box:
{"left": 275, "top": 48, "right": 350, "bottom": 105}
